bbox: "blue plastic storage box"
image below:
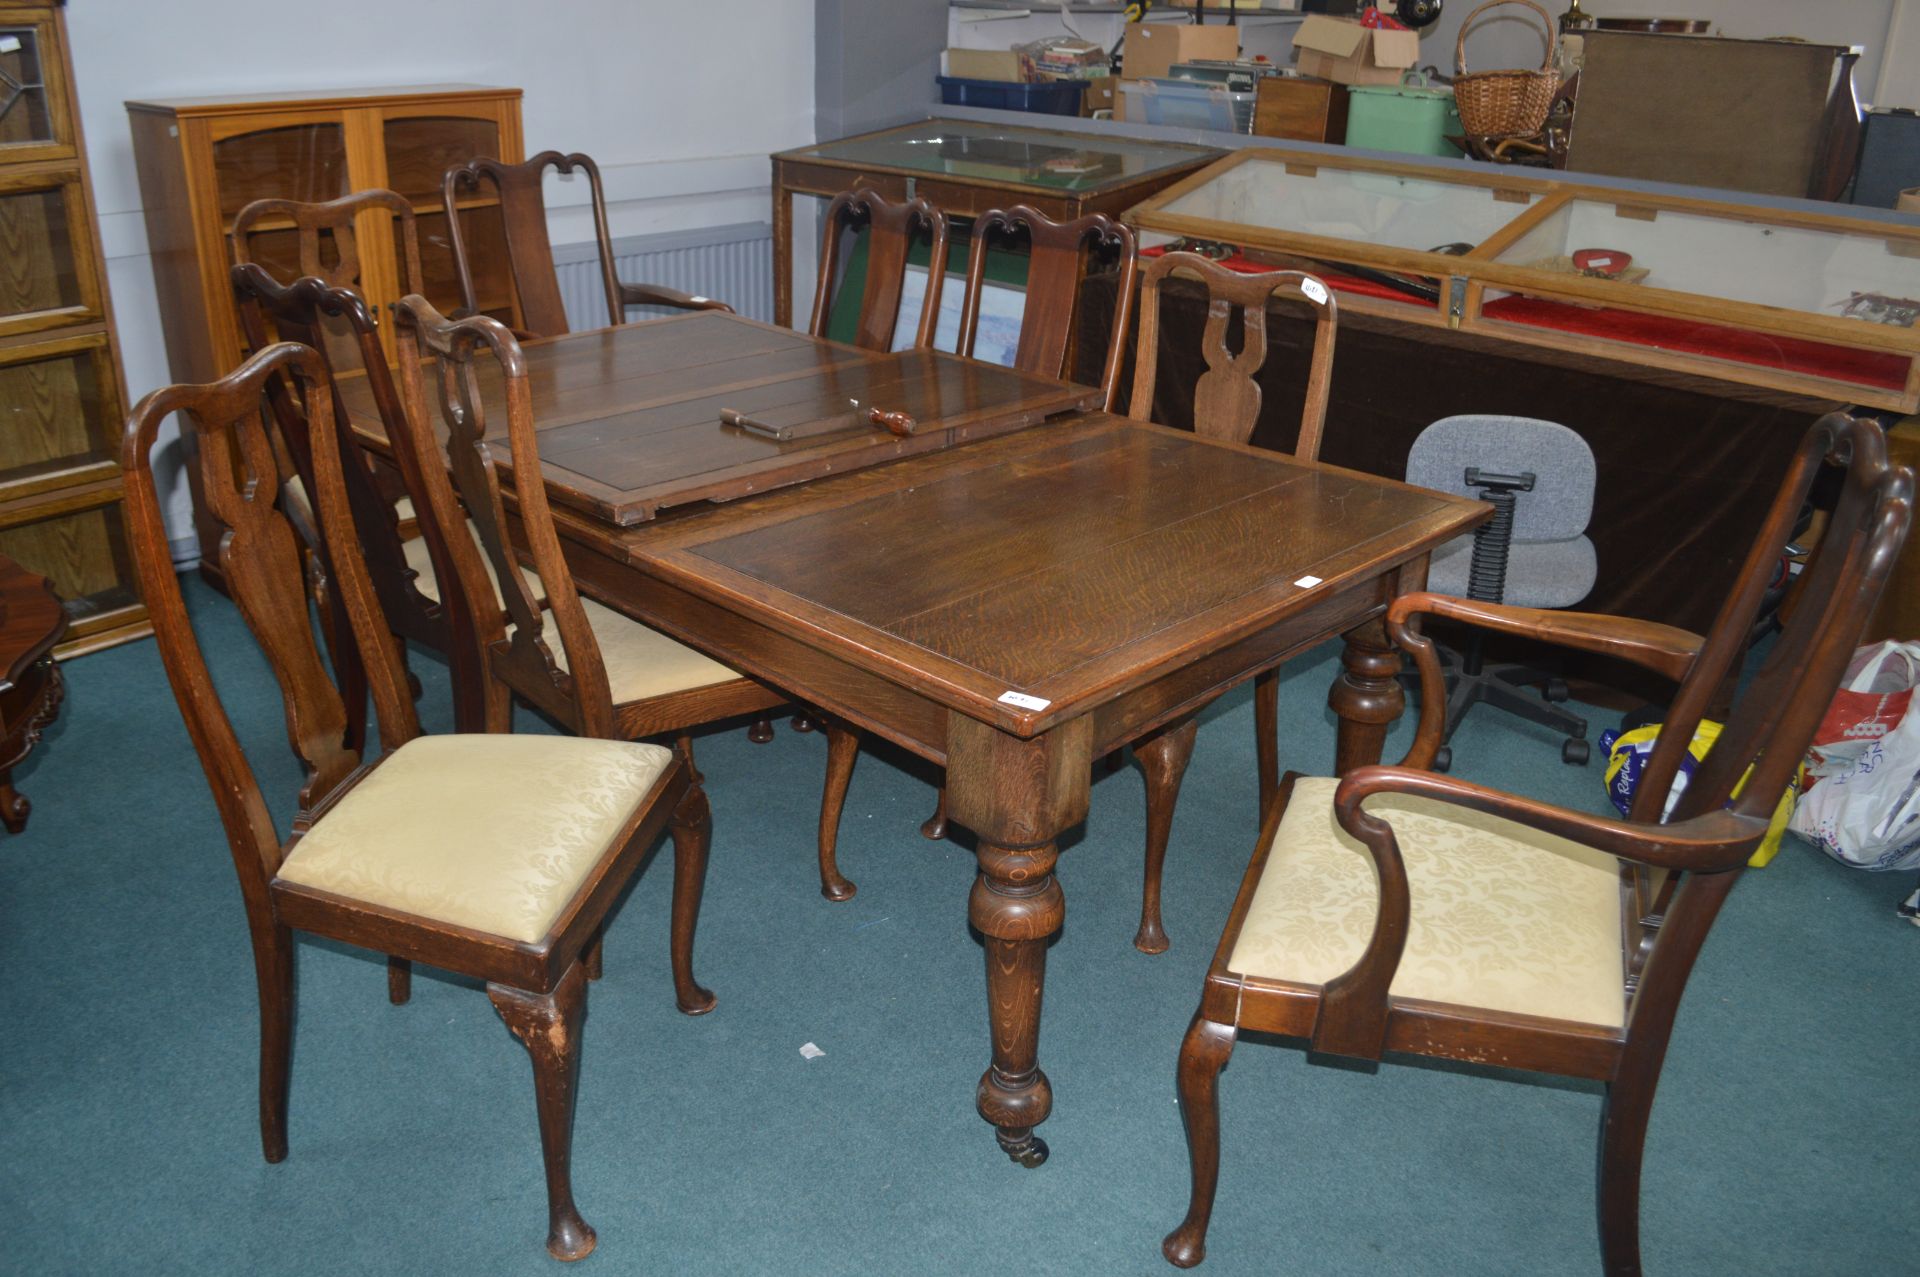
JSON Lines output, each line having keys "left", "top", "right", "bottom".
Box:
{"left": 936, "top": 76, "right": 1085, "bottom": 117}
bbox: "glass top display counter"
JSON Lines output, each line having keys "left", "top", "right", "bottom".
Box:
{"left": 1127, "top": 146, "right": 1920, "bottom": 411}
{"left": 771, "top": 118, "right": 1221, "bottom": 327}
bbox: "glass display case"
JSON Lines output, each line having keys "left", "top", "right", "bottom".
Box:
{"left": 771, "top": 117, "right": 1221, "bottom": 327}
{"left": 1127, "top": 146, "right": 1920, "bottom": 410}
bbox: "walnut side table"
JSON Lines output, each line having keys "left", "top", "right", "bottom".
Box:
{"left": 0, "top": 555, "right": 69, "bottom": 833}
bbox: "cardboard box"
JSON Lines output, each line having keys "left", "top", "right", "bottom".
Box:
{"left": 946, "top": 48, "right": 1024, "bottom": 83}
{"left": 1080, "top": 75, "right": 1118, "bottom": 117}
{"left": 1121, "top": 23, "right": 1240, "bottom": 83}
{"left": 1292, "top": 15, "right": 1419, "bottom": 87}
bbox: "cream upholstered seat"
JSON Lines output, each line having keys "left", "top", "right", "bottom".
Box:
{"left": 1229, "top": 777, "right": 1626, "bottom": 1028}
{"left": 277, "top": 733, "right": 672, "bottom": 944}
{"left": 403, "top": 528, "right": 738, "bottom": 702}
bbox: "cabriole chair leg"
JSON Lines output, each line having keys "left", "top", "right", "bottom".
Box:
{"left": 387, "top": 955, "right": 411, "bottom": 1004}
{"left": 670, "top": 780, "right": 717, "bottom": 1015}
{"left": 1134, "top": 717, "right": 1198, "bottom": 955}
{"left": 489, "top": 964, "right": 595, "bottom": 1261}
{"left": 818, "top": 721, "right": 859, "bottom": 901}
{"left": 1163, "top": 1014, "right": 1237, "bottom": 1269}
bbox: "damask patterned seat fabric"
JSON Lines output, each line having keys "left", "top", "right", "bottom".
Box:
{"left": 1228, "top": 777, "right": 1627, "bottom": 1028}
{"left": 403, "top": 527, "right": 738, "bottom": 701}
{"left": 277, "top": 734, "right": 673, "bottom": 943}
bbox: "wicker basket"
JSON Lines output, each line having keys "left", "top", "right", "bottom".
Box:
{"left": 1453, "top": 0, "right": 1560, "bottom": 138}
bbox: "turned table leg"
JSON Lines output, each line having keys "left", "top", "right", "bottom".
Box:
{"left": 1329, "top": 617, "right": 1405, "bottom": 776}
{"left": 946, "top": 713, "right": 1091, "bottom": 1167}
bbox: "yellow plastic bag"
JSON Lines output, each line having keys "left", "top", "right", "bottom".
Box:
{"left": 1599, "top": 719, "right": 1796, "bottom": 868}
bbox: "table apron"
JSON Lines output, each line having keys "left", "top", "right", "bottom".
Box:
{"left": 567, "top": 541, "right": 951, "bottom": 762}
{"left": 1086, "top": 576, "right": 1389, "bottom": 754}
{"left": 568, "top": 533, "right": 1396, "bottom": 765}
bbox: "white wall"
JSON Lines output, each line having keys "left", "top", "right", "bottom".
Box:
{"left": 64, "top": 0, "right": 816, "bottom": 550}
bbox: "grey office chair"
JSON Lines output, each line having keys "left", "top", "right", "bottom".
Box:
{"left": 1405, "top": 414, "right": 1597, "bottom": 770}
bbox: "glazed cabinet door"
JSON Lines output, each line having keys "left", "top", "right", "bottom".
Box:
{"left": 367, "top": 97, "right": 524, "bottom": 326}
{"left": 0, "top": 480, "right": 141, "bottom": 645}
{"left": 0, "top": 166, "right": 103, "bottom": 339}
{"left": 0, "top": 332, "right": 123, "bottom": 503}
{"left": 192, "top": 107, "right": 359, "bottom": 373}
{"left": 0, "top": 9, "right": 73, "bottom": 165}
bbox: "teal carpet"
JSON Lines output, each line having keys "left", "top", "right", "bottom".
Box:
{"left": 2, "top": 575, "right": 1914, "bottom": 1275}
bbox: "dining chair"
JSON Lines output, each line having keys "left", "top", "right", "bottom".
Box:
{"left": 439, "top": 153, "right": 779, "bottom": 744}
{"left": 957, "top": 204, "right": 1138, "bottom": 410}
{"left": 1161, "top": 411, "right": 1912, "bottom": 1273}
{"left": 124, "top": 339, "right": 718, "bottom": 1261}
{"left": 1127, "top": 249, "right": 1341, "bottom": 952}
{"left": 231, "top": 241, "right": 485, "bottom": 731}
{"left": 381, "top": 293, "right": 878, "bottom": 908}
{"left": 808, "top": 186, "right": 949, "bottom": 352}
{"left": 230, "top": 190, "right": 449, "bottom": 734}
{"left": 443, "top": 150, "right": 734, "bottom": 339}
{"left": 232, "top": 187, "right": 424, "bottom": 303}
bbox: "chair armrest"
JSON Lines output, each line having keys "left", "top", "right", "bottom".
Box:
{"left": 1307, "top": 764, "right": 1766, "bottom": 1062}
{"left": 1390, "top": 591, "right": 1704, "bottom": 683}
{"left": 617, "top": 282, "right": 734, "bottom": 314}
{"left": 1387, "top": 593, "right": 1704, "bottom": 683}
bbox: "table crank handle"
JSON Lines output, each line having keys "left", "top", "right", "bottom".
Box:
{"left": 867, "top": 407, "right": 917, "bottom": 437}
{"left": 719, "top": 408, "right": 793, "bottom": 441}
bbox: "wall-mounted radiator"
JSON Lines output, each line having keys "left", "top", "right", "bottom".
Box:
{"left": 551, "top": 220, "right": 775, "bottom": 330}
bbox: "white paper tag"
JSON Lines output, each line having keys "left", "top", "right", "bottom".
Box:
{"left": 1294, "top": 575, "right": 1323, "bottom": 588}
{"left": 998, "top": 690, "right": 1052, "bottom": 711}
{"left": 0, "top": 36, "right": 20, "bottom": 53}
{"left": 1300, "top": 277, "right": 1330, "bottom": 306}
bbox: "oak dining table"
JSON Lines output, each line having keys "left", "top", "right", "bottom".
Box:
{"left": 341, "top": 309, "right": 1487, "bottom": 1166}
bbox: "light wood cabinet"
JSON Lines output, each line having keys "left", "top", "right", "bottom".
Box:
{"left": 0, "top": 1, "right": 147, "bottom": 656}
{"left": 125, "top": 84, "right": 523, "bottom": 577}
{"left": 127, "top": 83, "right": 524, "bottom": 384}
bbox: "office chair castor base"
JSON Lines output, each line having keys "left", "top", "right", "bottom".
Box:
{"left": 1543, "top": 677, "right": 1571, "bottom": 703}
{"left": 1562, "top": 737, "right": 1591, "bottom": 766}
{"left": 1432, "top": 745, "right": 1453, "bottom": 773}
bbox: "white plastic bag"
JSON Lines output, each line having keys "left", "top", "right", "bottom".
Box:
{"left": 1790, "top": 641, "right": 1920, "bottom": 871}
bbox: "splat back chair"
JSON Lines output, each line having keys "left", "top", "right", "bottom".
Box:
{"left": 1129, "top": 250, "right": 1337, "bottom": 454}
{"left": 232, "top": 188, "right": 424, "bottom": 321}
{"left": 443, "top": 151, "right": 732, "bottom": 339}
{"left": 822, "top": 207, "right": 1141, "bottom": 904}
{"left": 1123, "top": 250, "right": 1341, "bottom": 953}
{"left": 123, "top": 341, "right": 718, "bottom": 1261}
{"left": 1162, "top": 411, "right": 1913, "bottom": 1274}
{"left": 230, "top": 192, "right": 443, "bottom": 734}
{"left": 958, "top": 205, "right": 1138, "bottom": 409}
{"left": 389, "top": 293, "right": 782, "bottom": 741}
{"left": 809, "top": 187, "right": 949, "bottom": 352}
{"left": 389, "top": 298, "right": 859, "bottom": 900}
{"left": 230, "top": 257, "right": 485, "bottom": 731}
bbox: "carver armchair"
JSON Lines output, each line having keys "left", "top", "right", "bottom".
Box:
{"left": 1162, "top": 411, "right": 1912, "bottom": 1273}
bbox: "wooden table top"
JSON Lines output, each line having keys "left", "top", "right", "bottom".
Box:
{"left": 339, "top": 310, "right": 1100, "bottom": 527}
{"left": 599, "top": 414, "right": 1486, "bottom": 737}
